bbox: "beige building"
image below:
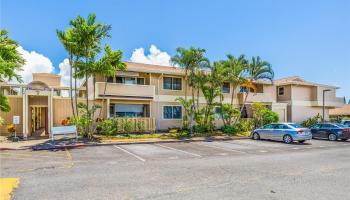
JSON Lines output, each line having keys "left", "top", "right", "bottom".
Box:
{"left": 0, "top": 62, "right": 345, "bottom": 137}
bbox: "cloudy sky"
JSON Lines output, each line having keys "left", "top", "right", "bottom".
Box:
{"left": 1, "top": 0, "right": 349, "bottom": 99}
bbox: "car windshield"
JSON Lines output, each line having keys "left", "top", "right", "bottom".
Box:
{"left": 288, "top": 123, "right": 304, "bottom": 128}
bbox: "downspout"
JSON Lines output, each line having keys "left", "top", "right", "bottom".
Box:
{"left": 157, "top": 73, "right": 164, "bottom": 131}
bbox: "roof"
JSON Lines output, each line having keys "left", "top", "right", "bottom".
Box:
{"left": 274, "top": 76, "right": 339, "bottom": 89}
{"left": 33, "top": 73, "right": 61, "bottom": 77}
{"left": 329, "top": 104, "right": 350, "bottom": 116}
{"left": 125, "top": 61, "right": 185, "bottom": 75}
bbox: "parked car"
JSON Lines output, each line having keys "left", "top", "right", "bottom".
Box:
{"left": 310, "top": 123, "right": 350, "bottom": 141}
{"left": 342, "top": 120, "right": 350, "bottom": 127}
{"left": 252, "top": 123, "right": 312, "bottom": 144}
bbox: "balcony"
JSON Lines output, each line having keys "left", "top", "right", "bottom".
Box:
{"left": 238, "top": 93, "right": 274, "bottom": 104}
{"left": 96, "top": 82, "right": 155, "bottom": 100}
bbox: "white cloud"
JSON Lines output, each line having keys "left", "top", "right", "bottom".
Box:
{"left": 15, "top": 46, "right": 54, "bottom": 83}
{"left": 130, "top": 45, "right": 171, "bottom": 66}
{"left": 58, "top": 58, "right": 83, "bottom": 88}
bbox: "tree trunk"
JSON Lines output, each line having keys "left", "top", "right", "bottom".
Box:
{"left": 98, "top": 76, "right": 108, "bottom": 119}
{"left": 85, "top": 73, "right": 89, "bottom": 134}
{"left": 235, "top": 91, "right": 249, "bottom": 124}
{"left": 69, "top": 55, "right": 76, "bottom": 118}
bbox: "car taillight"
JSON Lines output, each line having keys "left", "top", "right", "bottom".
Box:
{"left": 298, "top": 130, "right": 304, "bottom": 134}
{"left": 342, "top": 128, "right": 349, "bottom": 133}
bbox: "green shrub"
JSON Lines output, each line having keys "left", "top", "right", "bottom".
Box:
{"left": 193, "top": 124, "right": 215, "bottom": 133}
{"left": 237, "top": 118, "right": 255, "bottom": 132}
{"left": 121, "top": 119, "right": 133, "bottom": 133}
{"left": 136, "top": 120, "right": 145, "bottom": 132}
{"left": 222, "top": 125, "right": 240, "bottom": 135}
{"left": 98, "top": 119, "right": 116, "bottom": 136}
{"left": 301, "top": 114, "right": 323, "bottom": 128}
{"left": 252, "top": 102, "right": 279, "bottom": 128}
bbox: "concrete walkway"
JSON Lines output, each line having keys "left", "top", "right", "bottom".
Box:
{"left": 0, "top": 135, "right": 249, "bottom": 151}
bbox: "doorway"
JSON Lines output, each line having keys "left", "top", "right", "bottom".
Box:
{"left": 30, "top": 106, "right": 48, "bottom": 137}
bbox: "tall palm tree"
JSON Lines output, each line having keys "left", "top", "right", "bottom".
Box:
{"left": 239, "top": 56, "right": 274, "bottom": 120}
{"left": 69, "top": 13, "right": 111, "bottom": 135}
{"left": 171, "top": 47, "right": 209, "bottom": 136}
{"left": 222, "top": 54, "right": 248, "bottom": 106}
{"left": 0, "top": 29, "right": 25, "bottom": 112}
{"left": 56, "top": 28, "right": 80, "bottom": 118}
{"left": 95, "top": 45, "right": 126, "bottom": 119}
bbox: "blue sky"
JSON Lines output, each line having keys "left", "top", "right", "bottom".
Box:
{"left": 1, "top": 0, "right": 349, "bottom": 99}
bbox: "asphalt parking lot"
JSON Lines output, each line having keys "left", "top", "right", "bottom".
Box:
{"left": 1, "top": 139, "right": 350, "bottom": 200}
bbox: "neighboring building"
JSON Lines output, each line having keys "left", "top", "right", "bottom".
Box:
{"left": 0, "top": 63, "right": 345, "bottom": 137}
{"left": 329, "top": 104, "right": 350, "bottom": 118}
{"left": 275, "top": 76, "right": 344, "bottom": 122}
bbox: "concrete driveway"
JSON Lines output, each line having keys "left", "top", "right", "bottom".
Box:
{"left": 1, "top": 139, "right": 350, "bottom": 200}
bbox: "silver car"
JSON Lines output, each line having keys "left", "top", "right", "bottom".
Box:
{"left": 252, "top": 123, "right": 312, "bottom": 144}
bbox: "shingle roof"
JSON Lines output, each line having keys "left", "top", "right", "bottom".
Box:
{"left": 274, "top": 76, "right": 339, "bottom": 88}
{"left": 125, "top": 62, "right": 185, "bottom": 75}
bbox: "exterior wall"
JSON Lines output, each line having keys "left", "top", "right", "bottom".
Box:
{"left": 291, "top": 105, "right": 329, "bottom": 123}
{"left": 0, "top": 96, "right": 23, "bottom": 136}
{"left": 277, "top": 85, "right": 292, "bottom": 102}
{"left": 291, "top": 85, "right": 314, "bottom": 101}
{"left": 33, "top": 74, "right": 60, "bottom": 87}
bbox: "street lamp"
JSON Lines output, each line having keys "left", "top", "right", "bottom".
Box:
{"left": 322, "top": 89, "right": 331, "bottom": 122}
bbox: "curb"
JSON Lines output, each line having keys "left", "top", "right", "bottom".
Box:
{"left": 1, "top": 136, "right": 250, "bottom": 151}
{"left": 31, "top": 136, "right": 250, "bottom": 151}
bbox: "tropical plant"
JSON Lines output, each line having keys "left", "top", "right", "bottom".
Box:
{"left": 70, "top": 13, "right": 111, "bottom": 124}
{"left": 95, "top": 45, "right": 126, "bottom": 119}
{"left": 56, "top": 28, "right": 80, "bottom": 118}
{"left": 239, "top": 56, "right": 274, "bottom": 121}
{"left": 175, "top": 97, "right": 193, "bottom": 129}
{"left": 222, "top": 54, "right": 247, "bottom": 105}
{"left": 171, "top": 47, "right": 209, "bottom": 136}
{"left": 300, "top": 114, "right": 323, "bottom": 128}
{"left": 220, "top": 103, "right": 241, "bottom": 126}
{"left": 0, "top": 116, "right": 4, "bottom": 126}
{"left": 251, "top": 102, "right": 279, "bottom": 128}
{"left": 98, "top": 118, "right": 117, "bottom": 135}
{"left": 0, "top": 29, "right": 25, "bottom": 112}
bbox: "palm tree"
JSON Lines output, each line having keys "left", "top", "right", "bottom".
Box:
{"left": 171, "top": 47, "right": 209, "bottom": 136}
{"left": 222, "top": 54, "right": 247, "bottom": 106}
{"left": 56, "top": 28, "right": 80, "bottom": 118}
{"left": 0, "top": 29, "right": 25, "bottom": 112}
{"left": 95, "top": 45, "right": 126, "bottom": 119}
{"left": 239, "top": 56, "right": 274, "bottom": 120}
{"left": 68, "top": 13, "right": 111, "bottom": 135}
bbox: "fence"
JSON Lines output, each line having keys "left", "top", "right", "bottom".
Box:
{"left": 103, "top": 117, "right": 156, "bottom": 133}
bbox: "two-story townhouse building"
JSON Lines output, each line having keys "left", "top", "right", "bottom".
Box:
{"left": 0, "top": 63, "right": 344, "bottom": 138}
{"left": 275, "top": 76, "right": 345, "bottom": 122}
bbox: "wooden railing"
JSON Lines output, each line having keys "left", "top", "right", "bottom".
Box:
{"left": 107, "top": 117, "right": 156, "bottom": 133}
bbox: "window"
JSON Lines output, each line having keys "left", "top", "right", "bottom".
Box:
{"left": 239, "top": 86, "right": 254, "bottom": 93}
{"left": 215, "top": 106, "right": 222, "bottom": 119}
{"left": 107, "top": 76, "right": 114, "bottom": 83}
{"left": 163, "top": 77, "right": 182, "bottom": 90}
{"left": 115, "top": 76, "right": 145, "bottom": 85}
{"left": 278, "top": 87, "right": 284, "bottom": 96}
{"left": 311, "top": 124, "right": 321, "bottom": 129}
{"left": 114, "top": 104, "right": 144, "bottom": 117}
{"left": 274, "top": 124, "right": 290, "bottom": 129}
{"left": 321, "top": 124, "right": 336, "bottom": 129}
{"left": 263, "top": 124, "right": 274, "bottom": 129}
{"left": 163, "top": 106, "right": 182, "bottom": 119}
{"left": 288, "top": 123, "right": 304, "bottom": 128}
{"left": 222, "top": 82, "right": 230, "bottom": 93}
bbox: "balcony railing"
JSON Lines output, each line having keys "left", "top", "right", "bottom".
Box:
{"left": 238, "top": 93, "right": 274, "bottom": 104}
{"left": 96, "top": 82, "right": 155, "bottom": 99}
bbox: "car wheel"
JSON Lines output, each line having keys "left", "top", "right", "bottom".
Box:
{"left": 298, "top": 140, "right": 305, "bottom": 143}
{"left": 283, "top": 135, "right": 293, "bottom": 144}
{"left": 328, "top": 133, "right": 337, "bottom": 141}
{"left": 252, "top": 132, "right": 260, "bottom": 140}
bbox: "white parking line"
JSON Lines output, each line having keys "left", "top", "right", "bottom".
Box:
{"left": 155, "top": 144, "right": 202, "bottom": 157}
{"left": 292, "top": 147, "right": 300, "bottom": 150}
{"left": 196, "top": 142, "right": 247, "bottom": 154}
{"left": 114, "top": 145, "right": 146, "bottom": 162}
{"left": 259, "top": 150, "right": 268, "bottom": 153}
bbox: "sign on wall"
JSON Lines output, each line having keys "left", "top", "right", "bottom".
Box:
{"left": 13, "top": 116, "right": 20, "bottom": 125}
